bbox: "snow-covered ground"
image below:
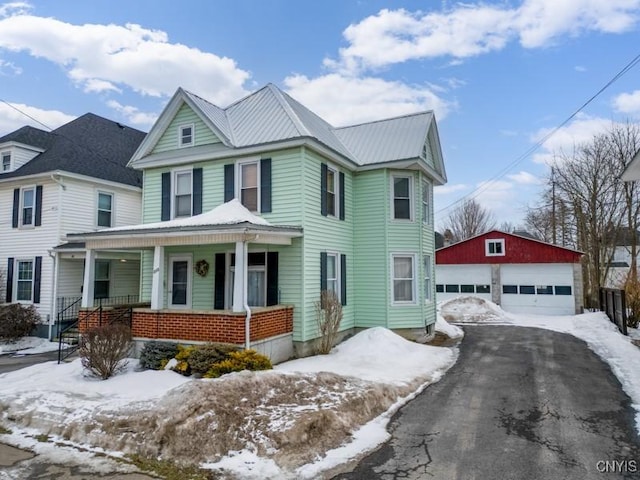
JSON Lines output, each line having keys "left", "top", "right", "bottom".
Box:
{"left": 0, "top": 325, "right": 460, "bottom": 479}
{"left": 0, "top": 336, "right": 61, "bottom": 355}
{"left": 2, "top": 299, "right": 638, "bottom": 479}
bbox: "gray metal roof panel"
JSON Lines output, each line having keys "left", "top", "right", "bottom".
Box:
{"left": 183, "top": 90, "right": 232, "bottom": 143}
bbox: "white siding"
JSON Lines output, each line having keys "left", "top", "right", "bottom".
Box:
{"left": 57, "top": 258, "right": 84, "bottom": 298}
{"left": 9, "top": 146, "right": 41, "bottom": 170}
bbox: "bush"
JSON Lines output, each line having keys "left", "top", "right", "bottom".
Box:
{"left": 80, "top": 324, "right": 132, "bottom": 380}
{"left": 172, "top": 344, "right": 196, "bottom": 376}
{"left": 203, "top": 349, "right": 272, "bottom": 378}
{"left": 314, "top": 290, "right": 343, "bottom": 354}
{"left": 0, "top": 304, "right": 40, "bottom": 341}
{"left": 139, "top": 341, "right": 180, "bottom": 370}
{"left": 188, "top": 343, "right": 239, "bottom": 376}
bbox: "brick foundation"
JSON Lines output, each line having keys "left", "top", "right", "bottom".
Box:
{"left": 78, "top": 305, "right": 294, "bottom": 344}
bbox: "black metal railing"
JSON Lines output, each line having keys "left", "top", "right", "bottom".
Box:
{"left": 57, "top": 319, "right": 80, "bottom": 364}
{"left": 600, "top": 287, "right": 628, "bottom": 335}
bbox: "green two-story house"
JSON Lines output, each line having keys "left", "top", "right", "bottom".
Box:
{"left": 68, "top": 84, "right": 447, "bottom": 361}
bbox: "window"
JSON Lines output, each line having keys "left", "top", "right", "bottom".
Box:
{"left": 325, "top": 253, "right": 339, "bottom": 297}
{"left": 461, "top": 284, "right": 475, "bottom": 293}
{"left": 423, "top": 255, "right": 432, "bottom": 302}
{"left": 179, "top": 124, "right": 194, "bottom": 147}
{"left": 422, "top": 180, "right": 430, "bottom": 224}
{"left": 324, "top": 166, "right": 337, "bottom": 216}
{"left": 436, "top": 284, "right": 444, "bottom": 293}
{"left": 169, "top": 256, "right": 192, "bottom": 308}
{"left": 502, "top": 285, "right": 518, "bottom": 294}
{"left": 16, "top": 260, "right": 34, "bottom": 302}
{"left": 239, "top": 161, "right": 259, "bottom": 212}
{"left": 486, "top": 239, "right": 505, "bottom": 256}
{"left": 392, "top": 254, "right": 415, "bottom": 303}
{"left": 536, "top": 285, "right": 553, "bottom": 295}
{"left": 21, "top": 187, "right": 35, "bottom": 227}
{"left": 94, "top": 260, "right": 110, "bottom": 299}
{"left": 392, "top": 176, "right": 412, "bottom": 220}
{"left": 1, "top": 152, "right": 10, "bottom": 171}
{"left": 476, "top": 285, "right": 491, "bottom": 294}
{"left": 519, "top": 285, "right": 535, "bottom": 295}
{"left": 230, "top": 252, "right": 267, "bottom": 307}
{"left": 555, "top": 285, "right": 572, "bottom": 295}
{"left": 97, "top": 192, "right": 113, "bottom": 228}
{"left": 445, "top": 284, "right": 459, "bottom": 293}
{"left": 173, "top": 170, "right": 192, "bottom": 218}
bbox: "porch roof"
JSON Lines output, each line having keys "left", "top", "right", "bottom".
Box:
{"left": 66, "top": 199, "right": 303, "bottom": 249}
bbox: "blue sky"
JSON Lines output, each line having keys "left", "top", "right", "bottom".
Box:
{"left": 1, "top": 1, "right": 640, "bottom": 228}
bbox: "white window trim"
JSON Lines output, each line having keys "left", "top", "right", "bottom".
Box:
{"left": 225, "top": 250, "right": 268, "bottom": 309}
{"left": 14, "top": 258, "right": 35, "bottom": 303}
{"left": 391, "top": 253, "right": 417, "bottom": 305}
{"left": 171, "top": 168, "right": 193, "bottom": 219}
{"left": 178, "top": 123, "right": 195, "bottom": 148}
{"left": 236, "top": 158, "right": 261, "bottom": 213}
{"left": 96, "top": 190, "right": 114, "bottom": 228}
{"left": 485, "top": 239, "right": 506, "bottom": 257}
{"left": 423, "top": 254, "right": 432, "bottom": 303}
{"left": 325, "top": 251, "right": 342, "bottom": 302}
{"left": 19, "top": 185, "right": 36, "bottom": 228}
{"left": 1, "top": 151, "right": 11, "bottom": 171}
{"left": 168, "top": 254, "right": 192, "bottom": 309}
{"left": 422, "top": 179, "right": 430, "bottom": 225}
{"left": 390, "top": 174, "right": 414, "bottom": 221}
{"left": 325, "top": 165, "right": 339, "bottom": 218}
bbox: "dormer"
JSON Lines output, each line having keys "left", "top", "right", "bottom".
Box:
{"left": 0, "top": 142, "right": 46, "bottom": 173}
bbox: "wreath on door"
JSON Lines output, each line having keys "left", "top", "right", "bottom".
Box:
{"left": 195, "top": 259, "right": 210, "bottom": 277}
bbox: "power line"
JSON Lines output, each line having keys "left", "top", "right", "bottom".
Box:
{"left": 436, "top": 51, "right": 640, "bottom": 216}
{"left": 0, "top": 98, "right": 54, "bottom": 131}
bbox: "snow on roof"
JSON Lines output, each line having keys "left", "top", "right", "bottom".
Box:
{"left": 101, "top": 199, "right": 270, "bottom": 233}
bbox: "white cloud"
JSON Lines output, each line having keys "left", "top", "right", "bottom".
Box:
{"left": 434, "top": 183, "right": 468, "bottom": 195}
{"left": 530, "top": 113, "right": 614, "bottom": 164}
{"left": 575, "top": 65, "right": 587, "bottom": 72}
{"left": 327, "top": 1, "right": 640, "bottom": 72}
{"left": 106, "top": 100, "right": 157, "bottom": 129}
{"left": 0, "top": 10, "right": 250, "bottom": 106}
{"left": 507, "top": 170, "right": 541, "bottom": 185}
{"left": 0, "top": 101, "right": 75, "bottom": 134}
{"left": 612, "top": 90, "right": 640, "bottom": 117}
{"left": 284, "top": 73, "right": 455, "bottom": 126}
{"left": 0, "top": 58, "right": 21, "bottom": 75}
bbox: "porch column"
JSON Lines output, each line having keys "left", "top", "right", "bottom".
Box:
{"left": 151, "top": 245, "right": 165, "bottom": 310}
{"left": 81, "top": 249, "right": 95, "bottom": 308}
{"left": 232, "top": 241, "right": 246, "bottom": 312}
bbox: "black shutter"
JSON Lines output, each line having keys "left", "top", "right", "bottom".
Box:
{"left": 340, "top": 254, "right": 347, "bottom": 306}
{"left": 34, "top": 185, "right": 43, "bottom": 226}
{"left": 6, "top": 258, "right": 13, "bottom": 303}
{"left": 33, "top": 256, "right": 42, "bottom": 304}
{"left": 260, "top": 158, "right": 272, "bottom": 213}
{"left": 12, "top": 189, "right": 19, "bottom": 228}
{"left": 320, "top": 163, "right": 328, "bottom": 216}
{"left": 339, "top": 172, "right": 345, "bottom": 221}
{"left": 266, "top": 251, "right": 279, "bottom": 306}
{"left": 214, "top": 253, "right": 226, "bottom": 309}
{"left": 193, "top": 168, "right": 203, "bottom": 215}
{"left": 320, "top": 251, "right": 327, "bottom": 309}
{"left": 161, "top": 172, "right": 171, "bottom": 221}
{"left": 224, "top": 164, "right": 235, "bottom": 202}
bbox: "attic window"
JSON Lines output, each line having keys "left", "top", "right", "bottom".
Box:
{"left": 179, "top": 124, "right": 194, "bottom": 147}
{"left": 486, "top": 239, "right": 505, "bottom": 256}
{"left": 1, "top": 152, "right": 10, "bottom": 172}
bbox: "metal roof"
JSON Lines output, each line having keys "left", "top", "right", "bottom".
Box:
{"left": 134, "top": 84, "right": 445, "bottom": 179}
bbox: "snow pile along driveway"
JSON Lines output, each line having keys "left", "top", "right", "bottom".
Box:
{"left": 0, "top": 326, "right": 459, "bottom": 479}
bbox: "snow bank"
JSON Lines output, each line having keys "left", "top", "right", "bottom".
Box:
{"left": 0, "top": 337, "right": 61, "bottom": 355}
{"left": 435, "top": 315, "right": 464, "bottom": 339}
{"left": 438, "top": 296, "right": 510, "bottom": 323}
{"left": 276, "top": 326, "right": 456, "bottom": 386}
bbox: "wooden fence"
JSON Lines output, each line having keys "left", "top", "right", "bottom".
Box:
{"left": 599, "top": 288, "right": 628, "bottom": 336}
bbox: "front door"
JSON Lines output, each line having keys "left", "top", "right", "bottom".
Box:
{"left": 169, "top": 255, "right": 192, "bottom": 308}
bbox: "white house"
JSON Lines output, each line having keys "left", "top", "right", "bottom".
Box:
{"left": 0, "top": 114, "right": 145, "bottom": 338}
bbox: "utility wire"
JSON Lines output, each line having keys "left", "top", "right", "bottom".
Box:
{"left": 0, "top": 98, "right": 54, "bottom": 131}
{"left": 436, "top": 51, "right": 640, "bottom": 216}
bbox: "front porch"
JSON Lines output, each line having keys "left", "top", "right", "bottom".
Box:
{"left": 77, "top": 304, "right": 295, "bottom": 363}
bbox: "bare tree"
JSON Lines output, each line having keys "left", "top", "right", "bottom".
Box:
{"left": 498, "top": 221, "right": 515, "bottom": 233}
{"left": 443, "top": 198, "right": 496, "bottom": 242}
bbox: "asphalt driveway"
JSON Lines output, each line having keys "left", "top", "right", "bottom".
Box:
{"left": 335, "top": 325, "right": 640, "bottom": 480}
{"left": 0, "top": 351, "right": 60, "bottom": 374}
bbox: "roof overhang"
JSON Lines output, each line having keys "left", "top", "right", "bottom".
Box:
{"left": 0, "top": 169, "right": 142, "bottom": 191}
{"left": 356, "top": 158, "right": 447, "bottom": 185}
{"left": 66, "top": 223, "right": 303, "bottom": 250}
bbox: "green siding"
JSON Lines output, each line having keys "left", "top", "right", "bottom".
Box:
{"left": 153, "top": 104, "right": 221, "bottom": 154}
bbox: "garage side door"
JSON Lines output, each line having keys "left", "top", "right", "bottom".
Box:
{"left": 436, "top": 264, "right": 492, "bottom": 303}
{"left": 500, "top": 264, "right": 575, "bottom": 315}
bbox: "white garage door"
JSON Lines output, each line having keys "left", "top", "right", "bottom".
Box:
{"left": 436, "top": 264, "right": 492, "bottom": 303}
{"left": 500, "top": 264, "right": 575, "bottom": 315}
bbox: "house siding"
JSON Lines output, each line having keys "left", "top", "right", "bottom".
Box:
{"left": 152, "top": 104, "right": 221, "bottom": 154}
{"left": 11, "top": 147, "right": 40, "bottom": 170}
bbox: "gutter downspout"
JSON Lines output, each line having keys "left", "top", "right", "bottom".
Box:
{"left": 48, "top": 250, "right": 58, "bottom": 341}
{"left": 243, "top": 239, "right": 251, "bottom": 350}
